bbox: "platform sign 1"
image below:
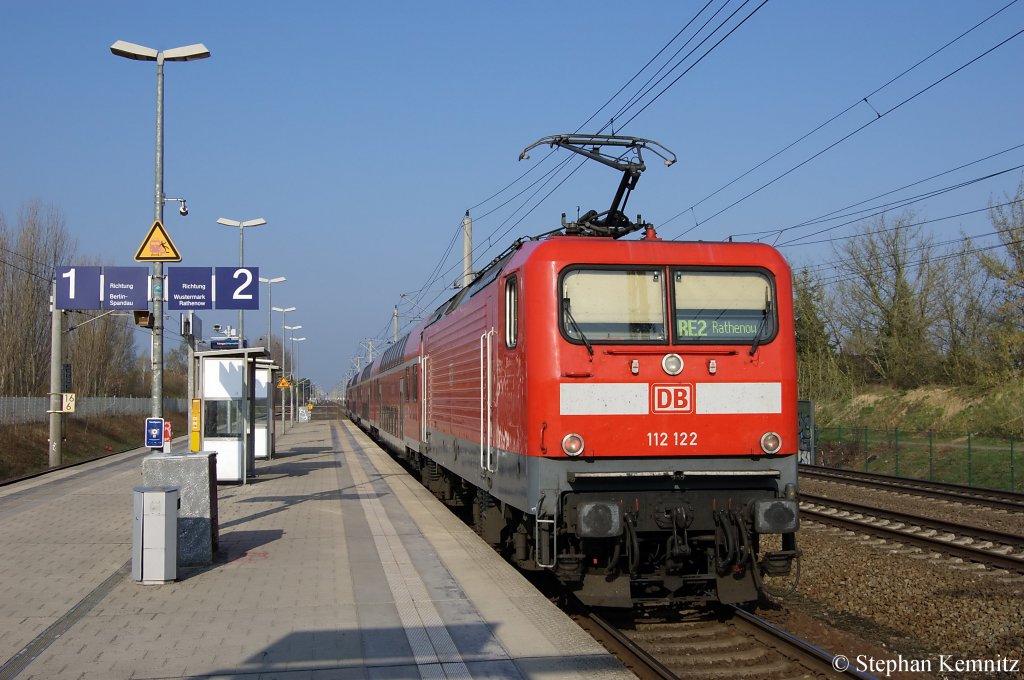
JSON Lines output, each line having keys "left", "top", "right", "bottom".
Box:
{"left": 145, "top": 418, "right": 164, "bottom": 449}
{"left": 214, "top": 267, "right": 260, "bottom": 310}
{"left": 167, "top": 267, "right": 213, "bottom": 310}
{"left": 103, "top": 266, "right": 150, "bottom": 310}
{"left": 56, "top": 266, "right": 102, "bottom": 310}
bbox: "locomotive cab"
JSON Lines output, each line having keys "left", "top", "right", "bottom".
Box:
{"left": 525, "top": 235, "right": 800, "bottom": 606}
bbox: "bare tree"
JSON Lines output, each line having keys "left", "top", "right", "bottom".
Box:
{"left": 0, "top": 201, "right": 76, "bottom": 395}
{"left": 793, "top": 267, "right": 851, "bottom": 400}
{"left": 65, "top": 310, "right": 140, "bottom": 396}
{"left": 981, "top": 179, "right": 1024, "bottom": 371}
{"left": 933, "top": 235, "right": 1001, "bottom": 384}
{"left": 832, "top": 213, "right": 944, "bottom": 388}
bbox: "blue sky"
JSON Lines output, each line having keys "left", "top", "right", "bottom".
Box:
{"left": 2, "top": 2, "right": 1022, "bottom": 394}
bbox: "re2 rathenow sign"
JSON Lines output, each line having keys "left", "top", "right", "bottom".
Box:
{"left": 55, "top": 265, "right": 259, "bottom": 311}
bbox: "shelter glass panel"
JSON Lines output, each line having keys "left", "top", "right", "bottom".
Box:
{"left": 203, "top": 399, "right": 242, "bottom": 438}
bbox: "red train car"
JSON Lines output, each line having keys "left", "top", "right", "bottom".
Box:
{"left": 348, "top": 136, "right": 799, "bottom": 607}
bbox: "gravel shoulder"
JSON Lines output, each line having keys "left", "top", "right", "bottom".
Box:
{"left": 763, "top": 521, "right": 1024, "bottom": 678}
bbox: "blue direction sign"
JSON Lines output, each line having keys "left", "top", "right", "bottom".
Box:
{"left": 103, "top": 267, "right": 149, "bottom": 310}
{"left": 55, "top": 266, "right": 102, "bottom": 310}
{"left": 215, "top": 267, "right": 260, "bottom": 310}
{"left": 167, "top": 267, "right": 213, "bottom": 310}
{"left": 145, "top": 418, "right": 164, "bottom": 448}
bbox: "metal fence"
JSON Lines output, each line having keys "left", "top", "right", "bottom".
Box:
{"left": 811, "top": 426, "right": 1021, "bottom": 493}
{"left": 0, "top": 397, "right": 188, "bottom": 425}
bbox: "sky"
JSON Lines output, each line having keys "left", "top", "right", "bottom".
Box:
{"left": 1, "top": 1, "right": 1022, "bottom": 395}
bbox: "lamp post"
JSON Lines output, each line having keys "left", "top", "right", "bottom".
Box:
{"left": 259, "top": 276, "right": 284, "bottom": 448}
{"left": 285, "top": 325, "right": 303, "bottom": 423}
{"left": 259, "top": 276, "right": 286, "bottom": 350}
{"left": 217, "top": 217, "right": 266, "bottom": 349}
{"left": 111, "top": 39, "right": 210, "bottom": 418}
{"left": 292, "top": 337, "right": 306, "bottom": 421}
{"left": 273, "top": 306, "right": 296, "bottom": 430}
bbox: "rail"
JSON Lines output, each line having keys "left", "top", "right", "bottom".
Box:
{"left": 801, "top": 465, "right": 1024, "bottom": 512}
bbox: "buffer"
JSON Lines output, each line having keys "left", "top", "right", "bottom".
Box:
{"left": 135, "top": 220, "right": 182, "bottom": 262}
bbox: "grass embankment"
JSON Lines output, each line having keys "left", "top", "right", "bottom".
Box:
{"left": 0, "top": 411, "right": 186, "bottom": 482}
{"left": 814, "top": 381, "right": 1023, "bottom": 438}
{"left": 812, "top": 383, "right": 1023, "bottom": 492}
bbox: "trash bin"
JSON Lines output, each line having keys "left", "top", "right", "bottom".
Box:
{"left": 132, "top": 486, "right": 179, "bottom": 584}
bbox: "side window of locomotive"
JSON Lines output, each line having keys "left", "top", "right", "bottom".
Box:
{"left": 504, "top": 275, "right": 518, "bottom": 348}
{"left": 672, "top": 270, "right": 776, "bottom": 344}
{"left": 561, "top": 268, "right": 666, "bottom": 343}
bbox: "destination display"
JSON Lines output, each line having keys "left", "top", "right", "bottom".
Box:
{"left": 167, "top": 267, "right": 213, "bottom": 310}
{"left": 103, "top": 266, "right": 149, "bottom": 309}
{"left": 675, "top": 310, "right": 771, "bottom": 342}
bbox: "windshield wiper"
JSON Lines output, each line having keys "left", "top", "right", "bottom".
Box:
{"left": 563, "top": 298, "right": 594, "bottom": 356}
{"left": 749, "top": 301, "right": 772, "bottom": 356}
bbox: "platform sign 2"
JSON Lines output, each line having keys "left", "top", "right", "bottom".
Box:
{"left": 103, "top": 267, "right": 150, "bottom": 310}
{"left": 214, "top": 267, "right": 259, "bottom": 310}
{"left": 56, "top": 266, "right": 102, "bottom": 310}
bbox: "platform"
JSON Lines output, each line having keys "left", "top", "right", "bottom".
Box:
{"left": 0, "top": 420, "right": 633, "bottom": 679}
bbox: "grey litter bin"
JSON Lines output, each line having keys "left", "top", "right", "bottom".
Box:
{"left": 132, "top": 486, "right": 179, "bottom": 584}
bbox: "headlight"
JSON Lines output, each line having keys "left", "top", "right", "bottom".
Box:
{"left": 562, "top": 433, "right": 585, "bottom": 457}
{"left": 662, "top": 353, "right": 684, "bottom": 375}
{"left": 760, "top": 431, "right": 781, "bottom": 454}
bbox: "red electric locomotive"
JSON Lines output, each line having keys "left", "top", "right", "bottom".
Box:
{"left": 347, "top": 136, "right": 800, "bottom": 606}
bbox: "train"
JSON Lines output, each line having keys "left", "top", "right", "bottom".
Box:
{"left": 346, "top": 135, "right": 800, "bottom": 607}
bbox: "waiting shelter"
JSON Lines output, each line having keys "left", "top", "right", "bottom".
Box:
{"left": 192, "top": 347, "right": 273, "bottom": 483}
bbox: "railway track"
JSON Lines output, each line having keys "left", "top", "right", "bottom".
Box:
{"left": 578, "top": 606, "right": 871, "bottom": 679}
{"left": 800, "top": 465, "right": 1024, "bottom": 512}
{"left": 801, "top": 492, "right": 1024, "bottom": 573}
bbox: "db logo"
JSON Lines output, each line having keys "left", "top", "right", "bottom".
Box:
{"left": 652, "top": 384, "right": 693, "bottom": 413}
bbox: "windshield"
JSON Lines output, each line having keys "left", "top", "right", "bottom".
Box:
{"left": 561, "top": 268, "right": 667, "bottom": 343}
{"left": 672, "top": 270, "right": 775, "bottom": 344}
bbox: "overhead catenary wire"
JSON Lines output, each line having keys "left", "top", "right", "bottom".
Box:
{"left": 727, "top": 143, "right": 1024, "bottom": 241}
{"left": 666, "top": 20, "right": 1024, "bottom": 239}
{"left": 773, "top": 166, "right": 1024, "bottom": 248}
{"left": 677, "top": 0, "right": 1021, "bottom": 225}
{"left": 393, "top": 1, "right": 748, "bottom": 320}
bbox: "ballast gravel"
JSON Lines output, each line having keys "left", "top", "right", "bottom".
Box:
{"left": 766, "top": 521, "right": 1024, "bottom": 678}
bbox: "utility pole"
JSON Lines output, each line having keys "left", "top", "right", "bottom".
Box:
{"left": 48, "top": 282, "right": 62, "bottom": 467}
{"left": 462, "top": 210, "right": 473, "bottom": 288}
{"left": 393, "top": 305, "right": 399, "bottom": 343}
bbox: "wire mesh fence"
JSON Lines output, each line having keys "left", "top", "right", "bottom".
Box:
{"left": 811, "top": 426, "right": 1021, "bottom": 493}
{"left": 0, "top": 397, "right": 188, "bottom": 425}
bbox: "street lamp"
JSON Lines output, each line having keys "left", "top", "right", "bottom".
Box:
{"left": 111, "top": 39, "right": 210, "bottom": 418}
{"left": 273, "top": 306, "right": 296, "bottom": 429}
{"left": 286, "top": 326, "right": 303, "bottom": 423}
{"left": 217, "top": 217, "right": 267, "bottom": 349}
{"left": 292, "top": 336, "right": 307, "bottom": 421}
{"left": 285, "top": 324, "right": 303, "bottom": 373}
{"left": 259, "top": 276, "right": 286, "bottom": 350}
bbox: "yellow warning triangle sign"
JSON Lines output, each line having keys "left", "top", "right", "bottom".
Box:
{"left": 134, "top": 220, "right": 182, "bottom": 262}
